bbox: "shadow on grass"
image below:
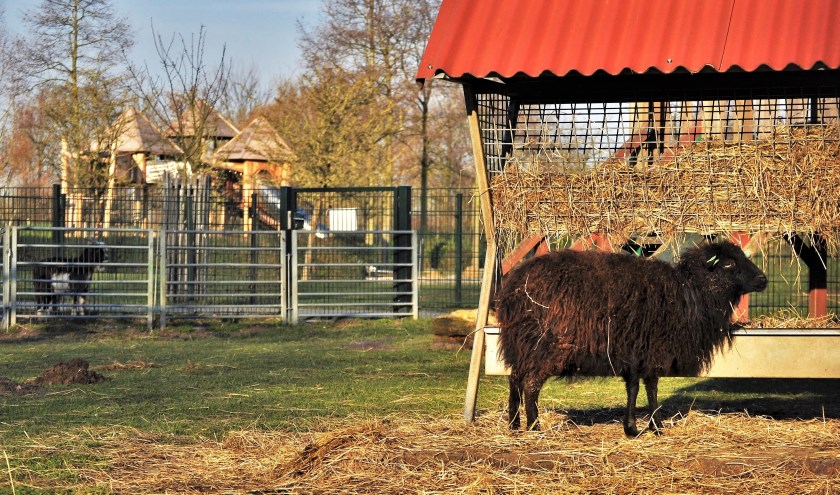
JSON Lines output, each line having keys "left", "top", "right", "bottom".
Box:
{"left": 554, "top": 379, "right": 840, "bottom": 427}
{"left": 663, "top": 378, "right": 840, "bottom": 419}
{"left": 0, "top": 320, "right": 101, "bottom": 343}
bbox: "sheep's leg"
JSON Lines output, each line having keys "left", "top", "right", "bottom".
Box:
{"left": 508, "top": 373, "right": 524, "bottom": 430}
{"left": 623, "top": 376, "right": 641, "bottom": 437}
{"left": 524, "top": 373, "right": 548, "bottom": 431}
{"left": 76, "top": 294, "right": 86, "bottom": 316}
{"left": 644, "top": 376, "right": 662, "bottom": 434}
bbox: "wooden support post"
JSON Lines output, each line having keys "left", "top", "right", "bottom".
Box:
{"left": 464, "top": 242, "right": 497, "bottom": 423}
{"left": 570, "top": 233, "right": 612, "bottom": 252}
{"left": 462, "top": 84, "right": 501, "bottom": 423}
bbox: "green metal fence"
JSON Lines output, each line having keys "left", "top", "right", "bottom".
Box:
{"left": 0, "top": 184, "right": 484, "bottom": 313}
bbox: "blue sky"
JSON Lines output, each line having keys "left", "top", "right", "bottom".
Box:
{"left": 2, "top": 0, "right": 320, "bottom": 82}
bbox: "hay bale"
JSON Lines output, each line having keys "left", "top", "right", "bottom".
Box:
{"left": 432, "top": 309, "right": 497, "bottom": 349}
{"left": 491, "top": 123, "right": 840, "bottom": 253}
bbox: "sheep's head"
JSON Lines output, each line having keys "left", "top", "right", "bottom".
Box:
{"left": 679, "top": 240, "right": 768, "bottom": 297}
{"left": 83, "top": 240, "right": 109, "bottom": 265}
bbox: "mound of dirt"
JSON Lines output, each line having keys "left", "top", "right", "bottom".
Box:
{"left": 34, "top": 358, "right": 108, "bottom": 385}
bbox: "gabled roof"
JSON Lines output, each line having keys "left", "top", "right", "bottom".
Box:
{"left": 166, "top": 99, "right": 239, "bottom": 139}
{"left": 105, "top": 107, "right": 182, "bottom": 156}
{"left": 214, "top": 116, "right": 295, "bottom": 163}
{"left": 416, "top": 0, "right": 840, "bottom": 83}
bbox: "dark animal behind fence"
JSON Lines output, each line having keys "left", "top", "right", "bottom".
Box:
{"left": 34, "top": 242, "right": 108, "bottom": 316}
{"left": 497, "top": 240, "right": 767, "bottom": 436}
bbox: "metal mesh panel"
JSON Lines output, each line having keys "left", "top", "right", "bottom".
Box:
{"left": 474, "top": 82, "right": 840, "bottom": 320}
{"left": 162, "top": 230, "right": 285, "bottom": 319}
{"left": 292, "top": 230, "right": 417, "bottom": 320}
{"left": 414, "top": 188, "right": 484, "bottom": 310}
{"left": 13, "top": 227, "right": 154, "bottom": 323}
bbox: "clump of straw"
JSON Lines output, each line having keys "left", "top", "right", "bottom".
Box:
{"left": 20, "top": 412, "right": 839, "bottom": 494}
{"left": 491, "top": 124, "right": 840, "bottom": 254}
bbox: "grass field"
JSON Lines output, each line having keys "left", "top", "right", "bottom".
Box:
{"left": 0, "top": 318, "right": 838, "bottom": 493}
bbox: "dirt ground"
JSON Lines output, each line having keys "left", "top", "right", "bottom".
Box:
{"left": 0, "top": 358, "right": 108, "bottom": 395}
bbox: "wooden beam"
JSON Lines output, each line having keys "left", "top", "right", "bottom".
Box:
{"left": 501, "top": 234, "right": 546, "bottom": 275}
{"left": 570, "top": 233, "right": 612, "bottom": 252}
{"left": 462, "top": 84, "right": 504, "bottom": 423}
{"left": 463, "top": 241, "right": 497, "bottom": 423}
{"left": 463, "top": 85, "right": 496, "bottom": 248}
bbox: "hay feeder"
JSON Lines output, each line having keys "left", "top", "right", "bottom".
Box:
{"left": 417, "top": 0, "right": 840, "bottom": 422}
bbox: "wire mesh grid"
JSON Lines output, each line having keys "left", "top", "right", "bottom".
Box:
{"left": 291, "top": 230, "right": 417, "bottom": 321}
{"left": 413, "top": 188, "right": 484, "bottom": 310}
{"left": 161, "top": 230, "right": 286, "bottom": 319}
{"left": 474, "top": 86, "right": 840, "bottom": 319}
{"left": 12, "top": 227, "right": 154, "bottom": 323}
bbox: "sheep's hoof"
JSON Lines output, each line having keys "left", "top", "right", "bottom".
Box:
{"left": 623, "top": 425, "right": 640, "bottom": 437}
{"left": 526, "top": 421, "right": 541, "bottom": 432}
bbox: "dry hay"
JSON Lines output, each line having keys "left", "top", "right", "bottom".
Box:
{"left": 491, "top": 124, "right": 840, "bottom": 253}
{"left": 18, "top": 412, "right": 839, "bottom": 494}
{"left": 749, "top": 309, "right": 840, "bottom": 329}
{"left": 95, "top": 359, "right": 160, "bottom": 372}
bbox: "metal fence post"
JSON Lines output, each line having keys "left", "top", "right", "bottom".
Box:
{"left": 51, "top": 184, "right": 64, "bottom": 255}
{"left": 290, "top": 230, "right": 299, "bottom": 324}
{"left": 147, "top": 229, "right": 155, "bottom": 331}
{"left": 279, "top": 186, "right": 294, "bottom": 322}
{"left": 412, "top": 231, "right": 419, "bottom": 319}
{"left": 158, "top": 228, "right": 167, "bottom": 329}
{"left": 394, "top": 186, "right": 412, "bottom": 313}
{"left": 454, "top": 192, "right": 463, "bottom": 306}
{"left": 9, "top": 226, "right": 17, "bottom": 328}
{"left": 250, "top": 192, "right": 259, "bottom": 305}
{"left": 280, "top": 230, "right": 287, "bottom": 323}
{"left": 2, "top": 226, "right": 9, "bottom": 331}
{"left": 185, "top": 192, "right": 196, "bottom": 302}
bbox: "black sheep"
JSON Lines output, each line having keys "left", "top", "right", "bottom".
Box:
{"left": 497, "top": 240, "right": 767, "bottom": 436}
{"left": 34, "top": 242, "right": 108, "bottom": 316}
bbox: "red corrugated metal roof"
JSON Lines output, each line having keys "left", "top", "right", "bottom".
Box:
{"left": 416, "top": 0, "right": 840, "bottom": 82}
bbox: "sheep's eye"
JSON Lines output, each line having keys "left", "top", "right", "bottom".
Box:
{"left": 720, "top": 260, "right": 735, "bottom": 269}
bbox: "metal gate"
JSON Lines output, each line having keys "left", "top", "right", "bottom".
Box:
{"left": 291, "top": 230, "right": 418, "bottom": 322}
{"left": 159, "top": 229, "right": 287, "bottom": 324}
{"left": 0, "top": 226, "right": 418, "bottom": 328}
{"left": 9, "top": 226, "right": 155, "bottom": 328}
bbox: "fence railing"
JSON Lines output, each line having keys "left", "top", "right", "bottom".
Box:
{"left": 0, "top": 184, "right": 484, "bottom": 312}
{"left": 10, "top": 227, "right": 155, "bottom": 329}
{"left": 0, "top": 226, "right": 420, "bottom": 330}
{"left": 291, "top": 230, "right": 418, "bottom": 323}
{"left": 159, "top": 229, "right": 288, "bottom": 325}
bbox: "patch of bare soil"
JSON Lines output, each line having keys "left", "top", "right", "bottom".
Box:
{"left": 1, "top": 358, "right": 109, "bottom": 395}
{"left": 0, "top": 376, "right": 41, "bottom": 395}
{"left": 33, "top": 358, "right": 108, "bottom": 385}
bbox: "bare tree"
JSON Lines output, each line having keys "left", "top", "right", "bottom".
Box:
{"left": 297, "top": 0, "right": 469, "bottom": 232}
{"left": 219, "top": 63, "right": 271, "bottom": 128}
{"left": 9, "top": 0, "right": 134, "bottom": 189}
{"left": 128, "top": 24, "right": 230, "bottom": 172}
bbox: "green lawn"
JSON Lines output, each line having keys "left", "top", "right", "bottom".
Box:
{"left": 0, "top": 318, "right": 837, "bottom": 493}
